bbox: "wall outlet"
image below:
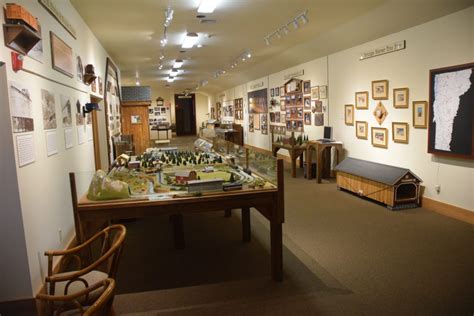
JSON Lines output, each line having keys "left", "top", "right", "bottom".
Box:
{"left": 435, "top": 185, "right": 441, "bottom": 194}
{"left": 58, "top": 228, "right": 63, "bottom": 242}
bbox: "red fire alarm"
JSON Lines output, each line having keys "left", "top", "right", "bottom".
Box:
{"left": 11, "top": 52, "right": 24, "bottom": 72}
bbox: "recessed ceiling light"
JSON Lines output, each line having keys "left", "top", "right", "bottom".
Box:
{"left": 247, "top": 52, "right": 252, "bottom": 58}
{"left": 182, "top": 32, "right": 199, "bottom": 49}
{"left": 198, "top": 0, "right": 217, "bottom": 13}
{"left": 170, "top": 68, "right": 179, "bottom": 75}
{"left": 197, "top": 44, "right": 203, "bottom": 48}
{"left": 173, "top": 59, "right": 184, "bottom": 68}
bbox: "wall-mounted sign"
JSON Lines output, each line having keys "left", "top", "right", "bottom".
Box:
{"left": 249, "top": 81, "right": 265, "bottom": 90}
{"left": 284, "top": 70, "right": 304, "bottom": 80}
{"left": 360, "top": 40, "right": 406, "bottom": 61}
{"left": 39, "top": 0, "right": 77, "bottom": 39}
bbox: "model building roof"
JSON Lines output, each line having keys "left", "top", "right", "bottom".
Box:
{"left": 335, "top": 157, "right": 422, "bottom": 185}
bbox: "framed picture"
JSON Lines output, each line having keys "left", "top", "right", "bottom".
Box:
{"left": 319, "top": 85, "right": 328, "bottom": 99}
{"left": 412, "top": 101, "right": 427, "bottom": 128}
{"left": 372, "top": 80, "right": 389, "bottom": 100}
{"left": 270, "top": 88, "right": 274, "bottom": 97}
{"left": 303, "top": 80, "right": 311, "bottom": 94}
{"left": 313, "top": 100, "right": 323, "bottom": 113}
{"left": 131, "top": 115, "right": 141, "bottom": 124}
{"left": 373, "top": 101, "right": 388, "bottom": 125}
{"left": 355, "top": 91, "right": 369, "bottom": 109}
{"left": 314, "top": 113, "right": 324, "bottom": 126}
{"left": 371, "top": 127, "right": 388, "bottom": 148}
{"left": 249, "top": 114, "right": 254, "bottom": 132}
{"left": 98, "top": 76, "right": 103, "bottom": 95}
{"left": 393, "top": 88, "right": 409, "bottom": 108}
{"left": 254, "top": 112, "right": 261, "bottom": 130}
{"left": 50, "top": 32, "right": 73, "bottom": 77}
{"left": 248, "top": 89, "right": 268, "bottom": 113}
{"left": 392, "top": 122, "right": 409, "bottom": 143}
{"left": 275, "top": 87, "right": 279, "bottom": 97}
{"left": 345, "top": 104, "right": 354, "bottom": 125}
{"left": 355, "top": 121, "right": 368, "bottom": 139}
{"left": 311, "top": 86, "right": 319, "bottom": 100}
{"left": 280, "top": 86, "right": 285, "bottom": 97}
{"left": 304, "top": 112, "right": 311, "bottom": 125}
{"left": 280, "top": 100, "right": 285, "bottom": 111}
{"left": 428, "top": 63, "right": 474, "bottom": 159}
{"left": 303, "top": 96, "right": 311, "bottom": 110}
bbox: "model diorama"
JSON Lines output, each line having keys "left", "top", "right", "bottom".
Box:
{"left": 87, "top": 138, "right": 275, "bottom": 201}
{"left": 335, "top": 157, "right": 422, "bottom": 210}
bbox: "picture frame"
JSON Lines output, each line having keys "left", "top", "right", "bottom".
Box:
{"left": 392, "top": 122, "right": 409, "bottom": 144}
{"left": 311, "top": 86, "right": 319, "bottom": 100}
{"left": 355, "top": 91, "right": 369, "bottom": 109}
{"left": 303, "top": 80, "right": 311, "bottom": 94}
{"left": 50, "top": 31, "right": 73, "bottom": 77}
{"left": 270, "top": 88, "right": 274, "bottom": 97}
{"left": 304, "top": 112, "right": 311, "bottom": 125}
{"left": 393, "top": 88, "right": 409, "bottom": 108}
{"left": 344, "top": 104, "right": 354, "bottom": 125}
{"left": 275, "top": 87, "right": 279, "bottom": 97}
{"left": 355, "top": 121, "right": 368, "bottom": 139}
{"left": 314, "top": 113, "right": 324, "bottom": 126}
{"left": 319, "top": 85, "right": 328, "bottom": 99}
{"left": 371, "top": 127, "right": 388, "bottom": 148}
{"left": 428, "top": 63, "right": 474, "bottom": 159}
{"left": 280, "top": 86, "right": 285, "bottom": 97}
{"left": 412, "top": 101, "right": 427, "bottom": 128}
{"left": 303, "top": 96, "right": 311, "bottom": 110}
{"left": 372, "top": 80, "right": 389, "bottom": 100}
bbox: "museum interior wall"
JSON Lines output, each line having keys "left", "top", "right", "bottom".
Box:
{"left": 0, "top": 0, "right": 116, "bottom": 300}
{"left": 217, "top": 7, "right": 473, "bottom": 212}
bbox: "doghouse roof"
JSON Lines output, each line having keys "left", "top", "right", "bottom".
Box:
{"left": 335, "top": 157, "right": 422, "bottom": 185}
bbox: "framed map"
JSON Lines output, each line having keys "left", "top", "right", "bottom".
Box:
{"left": 428, "top": 63, "right": 474, "bottom": 159}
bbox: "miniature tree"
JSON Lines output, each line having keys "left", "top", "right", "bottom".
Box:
{"left": 229, "top": 173, "right": 235, "bottom": 183}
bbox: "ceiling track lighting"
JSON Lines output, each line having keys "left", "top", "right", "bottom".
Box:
{"left": 263, "top": 10, "right": 308, "bottom": 46}
{"left": 182, "top": 32, "right": 199, "bottom": 49}
{"left": 198, "top": 0, "right": 218, "bottom": 13}
{"left": 173, "top": 59, "right": 184, "bottom": 68}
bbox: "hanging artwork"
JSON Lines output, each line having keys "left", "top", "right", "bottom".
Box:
{"left": 60, "top": 95, "right": 72, "bottom": 127}
{"left": 372, "top": 80, "right": 389, "bottom": 100}
{"left": 249, "top": 114, "right": 254, "bottom": 132}
{"left": 355, "top": 121, "right": 368, "bottom": 139}
{"left": 311, "top": 86, "right": 319, "bottom": 100}
{"left": 319, "top": 85, "right": 328, "bottom": 99}
{"left": 304, "top": 112, "right": 311, "bottom": 125}
{"left": 41, "top": 89, "right": 57, "bottom": 130}
{"left": 392, "top": 122, "right": 409, "bottom": 144}
{"left": 261, "top": 114, "right": 268, "bottom": 134}
{"left": 50, "top": 32, "right": 73, "bottom": 77}
{"left": 248, "top": 89, "right": 268, "bottom": 113}
{"left": 355, "top": 91, "right": 369, "bottom": 109}
{"left": 344, "top": 104, "right": 354, "bottom": 125}
{"left": 373, "top": 102, "right": 388, "bottom": 125}
{"left": 314, "top": 113, "right": 324, "bottom": 126}
{"left": 393, "top": 88, "right": 409, "bottom": 108}
{"left": 9, "top": 81, "right": 34, "bottom": 133}
{"left": 371, "top": 127, "right": 388, "bottom": 148}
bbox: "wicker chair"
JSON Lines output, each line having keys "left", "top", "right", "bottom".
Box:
{"left": 37, "top": 224, "right": 126, "bottom": 315}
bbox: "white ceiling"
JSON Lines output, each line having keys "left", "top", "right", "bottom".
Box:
{"left": 71, "top": 0, "right": 472, "bottom": 95}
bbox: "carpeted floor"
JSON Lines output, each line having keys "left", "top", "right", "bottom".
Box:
{"left": 114, "top": 136, "right": 474, "bottom": 315}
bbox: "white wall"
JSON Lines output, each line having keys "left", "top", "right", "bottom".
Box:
{"left": 218, "top": 7, "right": 474, "bottom": 211}
{"left": 0, "top": 0, "right": 116, "bottom": 299}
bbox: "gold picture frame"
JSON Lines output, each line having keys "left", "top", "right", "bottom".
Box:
{"left": 50, "top": 31, "right": 73, "bottom": 77}
{"left": 355, "top": 91, "right": 369, "bottom": 109}
{"left": 393, "top": 88, "right": 409, "bottom": 108}
{"left": 413, "top": 101, "right": 427, "bottom": 128}
{"left": 392, "top": 122, "right": 409, "bottom": 143}
{"left": 372, "top": 80, "right": 389, "bottom": 100}
{"left": 371, "top": 127, "right": 388, "bottom": 148}
{"left": 311, "top": 86, "right": 319, "bottom": 100}
{"left": 303, "top": 80, "right": 311, "bottom": 94}
{"left": 355, "top": 121, "right": 368, "bottom": 139}
{"left": 345, "top": 104, "right": 354, "bottom": 125}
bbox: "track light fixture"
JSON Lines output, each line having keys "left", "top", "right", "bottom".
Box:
{"left": 263, "top": 10, "right": 308, "bottom": 46}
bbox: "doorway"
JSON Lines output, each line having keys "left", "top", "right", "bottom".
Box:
{"left": 174, "top": 94, "right": 196, "bottom": 136}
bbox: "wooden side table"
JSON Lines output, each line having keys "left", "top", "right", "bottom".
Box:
{"left": 306, "top": 141, "right": 343, "bottom": 183}
{"left": 272, "top": 142, "right": 306, "bottom": 178}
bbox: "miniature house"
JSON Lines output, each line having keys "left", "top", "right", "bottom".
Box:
{"left": 335, "top": 157, "right": 422, "bottom": 210}
{"left": 175, "top": 170, "right": 197, "bottom": 185}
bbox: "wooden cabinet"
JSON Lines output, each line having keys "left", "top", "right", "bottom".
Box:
{"left": 121, "top": 101, "right": 150, "bottom": 154}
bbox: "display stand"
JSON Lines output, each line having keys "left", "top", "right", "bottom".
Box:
{"left": 305, "top": 140, "right": 343, "bottom": 183}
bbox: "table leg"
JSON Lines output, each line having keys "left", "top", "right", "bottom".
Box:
{"left": 317, "top": 150, "right": 323, "bottom": 184}
{"left": 299, "top": 152, "right": 304, "bottom": 168}
{"left": 306, "top": 148, "right": 313, "bottom": 180}
{"left": 271, "top": 220, "right": 283, "bottom": 282}
{"left": 242, "top": 207, "right": 251, "bottom": 243}
{"left": 224, "top": 209, "right": 232, "bottom": 217}
{"left": 169, "top": 214, "right": 185, "bottom": 249}
{"left": 289, "top": 152, "right": 297, "bottom": 178}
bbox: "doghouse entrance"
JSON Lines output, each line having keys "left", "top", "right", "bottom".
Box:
{"left": 395, "top": 183, "right": 417, "bottom": 201}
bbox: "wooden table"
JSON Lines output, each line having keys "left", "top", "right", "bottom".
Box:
{"left": 69, "top": 160, "right": 285, "bottom": 282}
{"left": 272, "top": 142, "right": 306, "bottom": 178}
{"left": 305, "top": 141, "right": 343, "bottom": 183}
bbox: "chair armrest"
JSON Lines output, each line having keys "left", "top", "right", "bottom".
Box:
{"left": 44, "top": 228, "right": 108, "bottom": 257}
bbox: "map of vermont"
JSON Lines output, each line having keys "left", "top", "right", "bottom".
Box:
{"left": 433, "top": 69, "right": 472, "bottom": 151}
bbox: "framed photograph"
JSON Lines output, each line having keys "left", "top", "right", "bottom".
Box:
{"left": 314, "top": 113, "right": 324, "bottom": 126}
{"left": 248, "top": 89, "right": 268, "bottom": 113}
{"left": 275, "top": 87, "right": 279, "bottom": 97}
{"left": 50, "top": 32, "right": 73, "bottom": 77}
{"left": 319, "top": 85, "right": 328, "bottom": 99}
{"left": 275, "top": 112, "right": 280, "bottom": 123}
{"left": 313, "top": 100, "right": 323, "bottom": 113}
{"left": 355, "top": 121, "right": 368, "bottom": 139}
{"left": 249, "top": 114, "right": 254, "bottom": 132}
{"left": 428, "top": 63, "right": 474, "bottom": 159}
{"left": 345, "top": 104, "right": 354, "bottom": 125}
{"left": 303, "top": 96, "right": 311, "bottom": 110}
{"left": 296, "top": 93, "right": 303, "bottom": 106}
{"left": 303, "top": 80, "right": 311, "bottom": 94}
{"left": 412, "top": 101, "right": 427, "bottom": 128}
{"left": 304, "top": 112, "right": 311, "bottom": 125}
{"left": 261, "top": 114, "right": 268, "bottom": 135}
{"left": 280, "top": 100, "right": 285, "bottom": 111}
{"left": 393, "top": 88, "right": 409, "bottom": 108}
{"left": 311, "top": 86, "right": 319, "bottom": 100}
{"left": 372, "top": 80, "right": 389, "bottom": 100}
{"left": 371, "top": 127, "right": 388, "bottom": 148}
{"left": 392, "top": 122, "right": 409, "bottom": 144}
{"left": 280, "top": 86, "right": 285, "bottom": 97}
{"left": 98, "top": 76, "right": 103, "bottom": 95}
{"left": 131, "top": 115, "right": 142, "bottom": 124}
{"left": 270, "top": 88, "right": 274, "bottom": 97}
{"left": 355, "top": 91, "right": 369, "bottom": 109}
{"left": 254, "top": 112, "right": 261, "bottom": 130}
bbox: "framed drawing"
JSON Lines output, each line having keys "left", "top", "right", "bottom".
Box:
{"left": 319, "top": 85, "right": 328, "bottom": 99}
{"left": 372, "top": 80, "right": 389, "bottom": 100}
{"left": 311, "top": 86, "right": 319, "bottom": 100}
{"left": 344, "top": 104, "right": 354, "bottom": 125}
{"left": 428, "top": 63, "right": 474, "bottom": 159}
{"left": 392, "top": 122, "right": 409, "bottom": 144}
{"left": 393, "top": 88, "right": 409, "bottom": 108}
{"left": 303, "top": 80, "right": 311, "bottom": 94}
{"left": 373, "top": 102, "right": 388, "bottom": 125}
{"left": 355, "top": 121, "right": 368, "bottom": 139}
{"left": 355, "top": 91, "right": 369, "bottom": 109}
{"left": 412, "top": 101, "right": 427, "bottom": 128}
{"left": 50, "top": 32, "right": 73, "bottom": 77}
{"left": 371, "top": 127, "right": 388, "bottom": 148}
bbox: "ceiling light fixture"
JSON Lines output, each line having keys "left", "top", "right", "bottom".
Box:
{"left": 301, "top": 13, "right": 309, "bottom": 24}
{"left": 173, "top": 59, "right": 184, "bottom": 68}
{"left": 292, "top": 19, "right": 299, "bottom": 30}
{"left": 282, "top": 26, "right": 290, "bottom": 35}
{"left": 263, "top": 10, "right": 308, "bottom": 45}
{"left": 264, "top": 37, "right": 270, "bottom": 46}
{"left": 158, "top": 64, "right": 163, "bottom": 70}
{"left": 170, "top": 68, "right": 179, "bottom": 76}
{"left": 198, "top": 0, "right": 218, "bottom": 13}
{"left": 182, "top": 32, "right": 199, "bottom": 49}
{"left": 164, "top": 7, "right": 174, "bottom": 27}
{"left": 167, "top": 77, "right": 175, "bottom": 83}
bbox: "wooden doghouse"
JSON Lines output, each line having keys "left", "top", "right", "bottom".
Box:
{"left": 335, "top": 157, "right": 422, "bottom": 210}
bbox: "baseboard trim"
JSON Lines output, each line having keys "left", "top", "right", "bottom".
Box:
{"left": 422, "top": 197, "right": 474, "bottom": 224}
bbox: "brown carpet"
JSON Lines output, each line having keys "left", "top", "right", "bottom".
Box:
{"left": 114, "top": 136, "right": 474, "bottom": 315}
